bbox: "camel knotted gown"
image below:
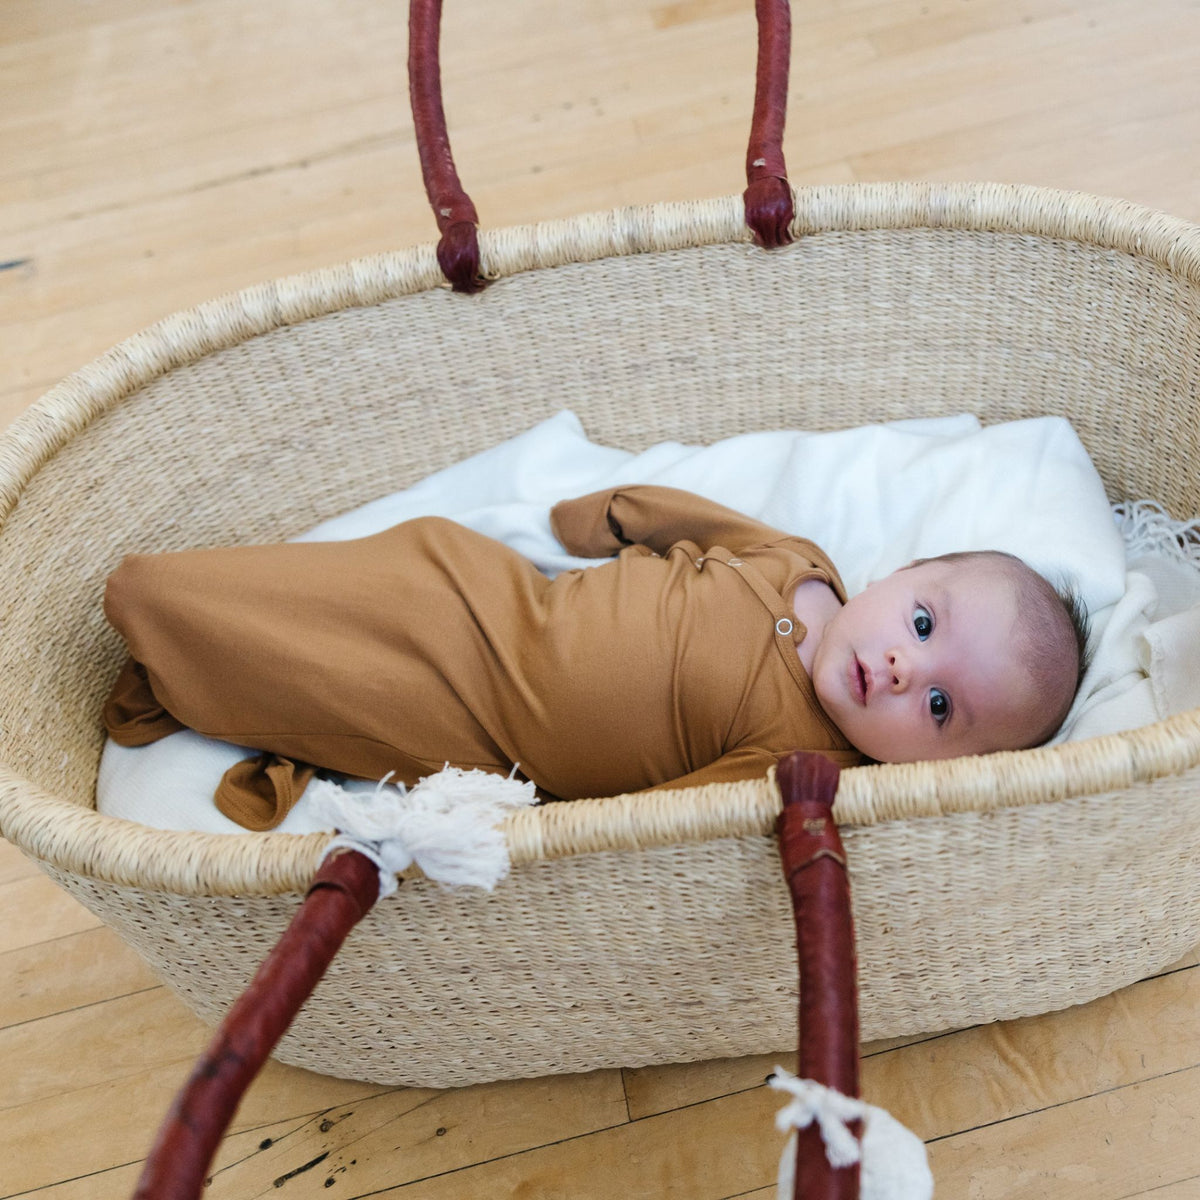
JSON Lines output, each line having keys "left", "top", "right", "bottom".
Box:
{"left": 102, "top": 486, "right": 860, "bottom": 829}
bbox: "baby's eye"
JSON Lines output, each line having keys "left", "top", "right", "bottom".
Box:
{"left": 929, "top": 688, "right": 950, "bottom": 725}
{"left": 913, "top": 605, "right": 933, "bottom": 641}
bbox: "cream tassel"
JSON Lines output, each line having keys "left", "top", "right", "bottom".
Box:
{"left": 310, "top": 766, "right": 537, "bottom": 896}
{"left": 770, "top": 1067, "right": 934, "bottom": 1200}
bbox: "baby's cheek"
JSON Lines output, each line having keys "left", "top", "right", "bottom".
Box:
{"left": 865, "top": 708, "right": 923, "bottom": 762}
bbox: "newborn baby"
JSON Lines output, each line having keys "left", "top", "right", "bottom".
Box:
{"left": 102, "top": 486, "right": 1088, "bottom": 829}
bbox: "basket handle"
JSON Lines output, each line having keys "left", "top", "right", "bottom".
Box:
{"left": 128, "top": 758, "right": 853, "bottom": 1198}
{"left": 130, "top": 850, "right": 382, "bottom": 1200}
{"left": 408, "top": 0, "right": 795, "bottom": 293}
{"left": 776, "top": 751, "right": 862, "bottom": 1199}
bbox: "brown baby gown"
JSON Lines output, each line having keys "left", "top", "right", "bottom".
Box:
{"left": 103, "top": 485, "right": 860, "bottom": 828}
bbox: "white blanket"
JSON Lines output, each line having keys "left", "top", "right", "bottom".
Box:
{"left": 296, "top": 410, "right": 1125, "bottom": 602}
{"left": 98, "top": 411, "right": 1193, "bottom": 835}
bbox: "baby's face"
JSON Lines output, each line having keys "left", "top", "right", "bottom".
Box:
{"left": 810, "top": 559, "right": 1044, "bottom": 763}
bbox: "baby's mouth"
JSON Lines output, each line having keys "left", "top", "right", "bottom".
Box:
{"left": 852, "top": 656, "right": 870, "bottom": 705}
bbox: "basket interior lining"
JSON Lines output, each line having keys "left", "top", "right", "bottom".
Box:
{"left": 1, "top": 228, "right": 1197, "bottom": 808}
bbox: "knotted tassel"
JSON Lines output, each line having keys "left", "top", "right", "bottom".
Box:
{"left": 309, "top": 765, "right": 537, "bottom": 895}
{"left": 770, "top": 1067, "right": 934, "bottom": 1200}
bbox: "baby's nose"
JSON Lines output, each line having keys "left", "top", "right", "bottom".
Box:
{"left": 886, "top": 649, "right": 909, "bottom": 691}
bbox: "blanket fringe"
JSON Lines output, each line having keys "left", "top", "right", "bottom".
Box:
{"left": 1115, "top": 499, "right": 1200, "bottom": 570}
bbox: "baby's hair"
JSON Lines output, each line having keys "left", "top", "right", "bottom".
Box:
{"left": 913, "top": 550, "right": 1092, "bottom": 746}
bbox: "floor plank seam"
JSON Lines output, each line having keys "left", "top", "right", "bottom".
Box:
{"left": 0, "top": 1091, "right": 405, "bottom": 1198}
{"left": 862, "top": 1026, "right": 973, "bottom": 1056}
{"left": 717, "top": 1184, "right": 777, "bottom": 1200}
{"left": 319, "top": 1078, "right": 809, "bottom": 1198}
{"left": 1149, "top": 960, "right": 1199, "bottom": 982}
{"left": 1, "top": 1157, "right": 143, "bottom": 1200}
{"left": 1115, "top": 1170, "right": 1200, "bottom": 1200}
{"left": 13, "top": 128, "right": 412, "bottom": 238}
{"left": 318, "top": 1110, "right": 677, "bottom": 1199}
{"left": 923, "top": 1059, "right": 1200, "bottom": 1145}
{"left": 0, "top": 983, "right": 163, "bottom": 1033}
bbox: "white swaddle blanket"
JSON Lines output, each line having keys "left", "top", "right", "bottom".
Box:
{"left": 98, "top": 410, "right": 1196, "bottom": 834}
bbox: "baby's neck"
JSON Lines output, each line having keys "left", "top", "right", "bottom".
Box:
{"left": 790, "top": 578, "right": 842, "bottom": 674}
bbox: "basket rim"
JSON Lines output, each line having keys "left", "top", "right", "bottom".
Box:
{"left": 3, "top": 181, "right": 1199, "bottom": 897}
{"left": 5, "top": 180, "right": 1199, "bottom": 525}
{"left": 6, "top": 710, "right": 1200, "bottom": 897}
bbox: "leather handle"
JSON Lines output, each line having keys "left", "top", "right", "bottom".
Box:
{"left": 408, "top": 0, "right": 485, "bottom": 293}
{"left": 408, "top": 0, "right": 795, "bottom": 292}
{"left": 131, "top": 850, "right": 382, "bottom": 1200}
{"left": 743, "top": 0, "right": 795, "bottom": 247}
{"left": 776, "top": 751, "right": 861, "bottom": 1200}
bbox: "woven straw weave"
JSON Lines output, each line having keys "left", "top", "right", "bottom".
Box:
{"left": 2, "top": 183, "right": 1200, "bottom": 1087}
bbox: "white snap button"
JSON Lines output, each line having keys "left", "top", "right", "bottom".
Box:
{"left": 775, "top": 617, "right": 794, "bottom": 636}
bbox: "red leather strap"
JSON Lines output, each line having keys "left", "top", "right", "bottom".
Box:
{"left": 408, "top": 0, "right": 485, "bottom": 293}
{"left": 407, "top": 0, "right": 796, "bottom": 289}
{"left": 743, "top": 0, "right": 795, "bottom": 246}
{"left": 776, "top": 751, "right": 861, "bottom": 1200}
{"left": 132, "top": 850, "right": 382, "bottom": 1200}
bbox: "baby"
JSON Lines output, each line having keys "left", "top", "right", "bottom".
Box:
{"left": 102, "top": 485, "right": 1088, "bottom": 830}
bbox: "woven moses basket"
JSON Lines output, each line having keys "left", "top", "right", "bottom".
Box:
{"left": 2, "top": 182, "right": 1200, "bottom": 1087}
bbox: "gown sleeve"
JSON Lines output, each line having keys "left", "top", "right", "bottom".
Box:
{"left": 635, "top": 744, "right": 860, "bottom": 792}
{"left": 634, "top": 745, "right": 781, "bottom": 790}
{"left": 550, "top": 485, "right": 797, "bottom": 558}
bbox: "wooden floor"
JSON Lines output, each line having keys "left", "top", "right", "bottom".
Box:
{"left": 4, "top": 0, "right": 1200, "bottom": 1196}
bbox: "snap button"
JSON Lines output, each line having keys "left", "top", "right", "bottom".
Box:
{"left": 775, "top": 617, "right": 794, "bottom": 636}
